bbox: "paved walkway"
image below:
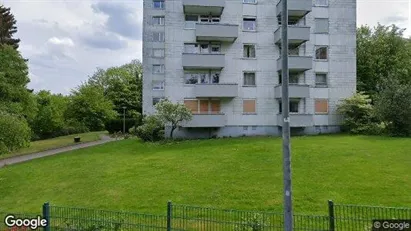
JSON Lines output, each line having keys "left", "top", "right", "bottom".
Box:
{"left": 0, "top": 135, "right": 118, "bottom": 168}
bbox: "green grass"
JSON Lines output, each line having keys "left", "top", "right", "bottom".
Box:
{"left": 0, "top": 135, "right": 410, "bottom": 215}
{"left": 0, "top": 131, "right": 108, "bottom": 160}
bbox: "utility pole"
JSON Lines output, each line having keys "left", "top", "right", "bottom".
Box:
{"left": 122, "top": 106, "right": 127, "bottom": 134}
{"left": 281, "top": 0, "right": 293, "bottom": 230}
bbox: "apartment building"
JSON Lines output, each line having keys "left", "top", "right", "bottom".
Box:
{"left": 142, "top": 0, "right": 357, "bottom": 138}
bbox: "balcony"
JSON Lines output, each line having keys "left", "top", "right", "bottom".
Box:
{"left": 183, "top": 0, "right": 225, "bottom": 16}
{"left": 182, "top": 53, "right": 225, "bottom": 70}
{"left": 277, "top": 114, "right": 314, "bottom": 127}
{"left": 276, "top": 0, "right": 312, "bottom": 19}
{"left": 195, "top": 83, "right": 238, "bottom": 98}
{"left": 196, "top": 23, "right": 239, "bottom": 42}
{"left": 182, "top": 114, "right": 226, "bottom": 127}
{"left": 274, "top": 26, "right": 310, "bottom": 46}
{"left": 277, "top": 56, "right": 312, "bottom": 73}
{"left": 274, "top": 84, "right": 310, "bottom": 98}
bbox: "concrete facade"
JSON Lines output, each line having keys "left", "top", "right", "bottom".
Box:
{"left": 143, "top": 0, "right": 356, "bottom": 138}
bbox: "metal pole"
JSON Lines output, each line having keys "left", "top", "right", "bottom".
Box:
{"left": 281, "top": 0, "right": 293, "bottom": 230}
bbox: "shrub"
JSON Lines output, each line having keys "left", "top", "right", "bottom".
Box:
{"left": 105, "top": 117, "right": 142, "bottom": 134}
{"left": 0, "top": 112, "right": 32, "bottom": 155}
{"left": 374, "top": 80, "right": 411, "bottom": 136}
{"left": 135, "top": 115, "right": 164, "bottom": 142}
{"left": 337, "top": 92, "right": 380, "bottom": 135}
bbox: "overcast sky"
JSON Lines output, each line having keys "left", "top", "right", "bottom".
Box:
{"left": 2, "top": 0, "right": 410, "bottom": 94}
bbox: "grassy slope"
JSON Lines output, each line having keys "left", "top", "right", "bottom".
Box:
{"left": 0, "top": 131, "right": 107, "bottom": 160}
{"left": 0, "top": 135, "right": 410, "bottom": 215}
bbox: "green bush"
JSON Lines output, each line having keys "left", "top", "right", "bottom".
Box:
{"left": 374, "top": 80, "right": 411, "bottom": 136}
{"left": 0, "top": 112, "right": 32, "bottom": 155}
{"left": 337, "top": 92, "right": 380, "bottom": 135}
{"left": 135, "top": 115, "right": 164, "bottom": 142}
{"left": 105, "top": 117, "right": 142, "bottom": 134}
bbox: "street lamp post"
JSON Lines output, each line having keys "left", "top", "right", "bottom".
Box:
{"left": 281, "top": 0, "right": 293, "bottom": 230}
{"left": 122, "top": 106, "right": 127, "bottom": 134}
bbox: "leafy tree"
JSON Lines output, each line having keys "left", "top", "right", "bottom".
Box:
{"left": 135, "top": 115, "right": 164, "bottom": 142}
{"left": 357, "top": 24, "right": 411, "bottom": 98}
{"left": 374, "top": 79, "right": 411, "bottom": 136}
{"left": 0, "top": 111, "right": 31, "bottom": 155}
{"left": 88, "top": 60, "right": 143, "bottom": 117}
{"left": 31, "top": 90, "right": 69, "bottom": 139}
{"left": 66, "top": 84, "right": 118, "bottom": 131}
{"left": 0, "top": 5, "right": 20, "bottom": 49}
{"left": 155, "top": 99, "right": 192, "bottom": 138}
{"left": 337, "top": 92, "right": 381, "bottom": 135}
{"left": 0, "top": 44, "right": 36, "bottom": 121}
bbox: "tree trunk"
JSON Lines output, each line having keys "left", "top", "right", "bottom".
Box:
{"left": 170, "top": 126, "right": 176, "bottom": 139}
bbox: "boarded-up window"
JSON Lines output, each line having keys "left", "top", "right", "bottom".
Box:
{"left": 200, "top": 100, "right": 209, "bottom": 114}
{"left": 184, "top": 100, "right": 198, "bottom": 113}
{"left": 243, "top": 99, "right": 256, "bottom": 113}
{"left": 315, "top": 99, "right": 329, "bottom": 114}
{"left": 210, "top": 100, "right": 221, "bottom": 113}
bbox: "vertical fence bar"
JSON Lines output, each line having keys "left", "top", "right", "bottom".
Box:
{"left": 328, "top": 200, "right": 335, "bottom": 231}
{"left": 42, "top": 202, "right": 50, "bottom": 231}
{"left": 167, "top": 201, "right": 172, "bottom": 231}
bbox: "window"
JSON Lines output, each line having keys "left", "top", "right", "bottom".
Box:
{"left": 184, "top": 71, "right": 220, "bottom": 84}
{"left": 279, "top": 73, "right": 299, "bottom": 84}
{"left": 243, "top": 18, "right": 256, "bottom": 31}
{"left": 252, "top": 126, "right": 257, "bottom": 130}
{"left": 152, "top": 49, "right": 165, "bottom": 57}
{"left": 315, "top": 99, "right": 329, "bottom": 114}
{"left": 184, "top": 43, "right": 220, "bottom": 54}
{"left": 315, "top": 46, "right": 328, "bottom": 60}
{"left": 153, "top": 98, "right": 163, "bottom": 106}
{"left": 153, "top": 32, "right": 165, "bottom": 42}
{"left": 278, "top": 17, "right": 299, "bottom": 25}
{"left": 315, "top": 73, "right": 327, "bottom": 86}
{"left": 152, "top": 64, "right": 164, "bottom": 74}
{"left": 315, "top": 18, "right": 329, "bottom": 33}
{"left": 243, "top": 126, "right": 248, "bottom": 131}
{"left": 153, "top": 0, "right": 165, "bottom": 9}
{"left": 314, "top": 0, "right": 329, "bottom": 6}
{"left": 243, "top": 44, "right": 256, "bottom": 58}
{"left": 279, "top": 100, "right": 300, "bottom": 113}
{"left": 243, "top": 72, "right": 256, "bottom": 86}
{"left": 152, "top": 16, "right": 165, "bottom": 25}
{"left": 185, "top": 15, "right": 198, "bottom": 29}
{"left": 243, "top": 99, "right": 256, "bottom": 113}
{"left": 279, "top": 46, "right": 299, "bottom": 56}
{"left": 152, "top": 81, "right": 164, "bottom": 90}
{"left": 184, "top": 99, "right": 221, "bottom": 114}
{"left": 243, "top": 0, "right": 257, "bottom": 4}
{"left": 278, "top": 99, "right": 300, "bottom": 114}
{"left": 211, "top": 44, "right": 221, "bottom": 53}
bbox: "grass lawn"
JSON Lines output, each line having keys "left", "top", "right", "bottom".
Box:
{"left": 0, "top": 131, "right": 108, "bottom": 160}
{"left": 0, "top": 135, "right": 410, "bottom": 215}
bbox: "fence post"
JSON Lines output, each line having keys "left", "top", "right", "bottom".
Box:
{"left": 167, "top": 201, "right": 172, "bottom": 231}
{"left": 42, "top": 202, "right": 50, "bottom": 231}
{"left": 328, "top": 200, "right": 335, "bottom": 231}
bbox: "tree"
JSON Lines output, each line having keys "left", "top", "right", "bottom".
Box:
{"left": 0, "top": 111, "right": 31, "bottom": 155}
{"left": 66, "top": 84, "right": 118, "bottom": 131}
{"left": 155, "top": 99, "right": 192, "bottom": 138}
{"left": 0, "top": 44, "right": 36, "bottom": 121}
{"left": 135, "top": 115, "right": 164, "bottom": 142}
{"left": 337, "top": 92, "right": 380, "bottom": 134}
{"left": 31, "top": 90, "right": 69, "bottom": 139}
{"left": 0, "top": 5, "right": 20, "bottom": 49}
{"left": 88, "top": 59, "right": 143, "bottom": 117}
{"left": 357, "top": 24, "right": 411, "bottom": 98}
{"left": 374, "top": 79, "right": 411, "bottom": 137}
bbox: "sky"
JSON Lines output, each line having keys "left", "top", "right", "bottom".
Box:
{"left": 1, "top": 0, "right": 411, "bottom": 95}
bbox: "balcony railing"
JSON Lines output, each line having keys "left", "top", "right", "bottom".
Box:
{"left": 277, "top": 114, "right": 314, "bottom": 127}
{"left": 183, "top": 0, "right": 225, "bottom": 16}
{"left": 195, "top": 23, "right": 239, "bottom": 42}
{"left": 181, "top": 113, "right": 226, "bottom": 127}
{"left": 182, "top": 53, "right": 225, "bottom": 70}
{"left": 276, "top": 0, "right": 312, "bottom": 19}
{"left": 277, "top": 56, "right": 312, "bottom": 72}
{"left": 274, "top": 26, "right": 310, "bottom": 46}
{"left": 274, "top": 84, "right": 310, "bottom": 98}
{"left": 194, "top": 83, "right": 238, "bottom": 98}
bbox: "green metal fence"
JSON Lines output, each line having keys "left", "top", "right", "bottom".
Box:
{"left": 330, "top": 201, "right": 411, "bottom": 231}
{"left": 1, "top": 201, "right": 410, "bottom": 231}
